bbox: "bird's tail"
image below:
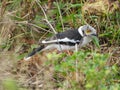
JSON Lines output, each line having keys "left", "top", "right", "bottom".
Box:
{"left": 24, "top": 45, "right": 45, "bottom": 61}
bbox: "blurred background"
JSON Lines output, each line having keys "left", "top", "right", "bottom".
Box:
{"left": 0, "top": 0, "right": 120, "bottom": 90}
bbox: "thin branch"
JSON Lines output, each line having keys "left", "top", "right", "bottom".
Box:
{"left": 35, "top": 0, "right": 57, "bottom": 34}
{"left": 56, "top": 1, "right": 65, "bottom": 31}
{"left": 14, "top": 21, "right": 52, "bottom": 33}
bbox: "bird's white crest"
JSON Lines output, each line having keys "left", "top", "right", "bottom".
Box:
{"left": 78, "top": 26, "right": 84, "bottom": 37}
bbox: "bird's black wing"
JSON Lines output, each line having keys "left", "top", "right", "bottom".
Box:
{"left": 42, "top": 29, "right": 83, "bottom": 46}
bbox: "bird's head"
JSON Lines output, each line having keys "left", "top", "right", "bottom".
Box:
{"left": 78, "top": 25, "right": 97, "bottom": 37}
{"left": 78, "top": 25, "right": 100, "bottom": 48}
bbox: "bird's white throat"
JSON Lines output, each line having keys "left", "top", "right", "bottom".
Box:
{"left": 81, "top": 36, "right": 92, "bottom": 46}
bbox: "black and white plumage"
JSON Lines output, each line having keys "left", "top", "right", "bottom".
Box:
{"left": 24, "top": 25, "right": 97, "bottom": 60}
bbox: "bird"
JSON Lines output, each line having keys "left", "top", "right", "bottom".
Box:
{"left": 24, "top": 24, "right": 97, "bottom": 60}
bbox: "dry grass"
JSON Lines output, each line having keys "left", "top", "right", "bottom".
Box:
{"left": 0, "top": 0, "right": 120, "bottom": 90}
{"left": 0, "top": 12, "right": 15, "bottom": 44}
{"left": 82, "top": 0, "right": 120, "bottom": 15}
{"left": 0, "top": 51, "right": 17, "bottom": 89}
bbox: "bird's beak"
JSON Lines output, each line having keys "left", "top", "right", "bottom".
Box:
{"left": 92, "top": 33, "right": 98, "bottom": 37}
{"left": 92, "top": 34, "right": 100, "bottom": 48}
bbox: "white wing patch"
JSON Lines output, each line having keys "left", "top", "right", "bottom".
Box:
{"left": 42, "top": 44, "right": 75, "bottom": 51}
{"left": 24, "top": 56, "right": 31, "bottom": 61}
{"left": 42, "top": 37, "right": 78, "bottom": 44}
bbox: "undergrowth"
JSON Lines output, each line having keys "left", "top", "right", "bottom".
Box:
{"left": 47, "top": 51, "right": 120, "bottom": 90}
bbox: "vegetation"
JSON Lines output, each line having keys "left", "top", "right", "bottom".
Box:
{"left": 0, "top": 0, "right": 120, "bottom": 90}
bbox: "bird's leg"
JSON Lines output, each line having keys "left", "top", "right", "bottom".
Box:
{"left": 75, "top": 44, "right": 78, "bottom": 52}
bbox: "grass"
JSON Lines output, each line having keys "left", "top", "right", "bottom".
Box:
{"left": 0, "top": 0, "right": 120, "bottom": 90}
{"left": 49, "top": 51, "right": 117, "bottom": 89}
